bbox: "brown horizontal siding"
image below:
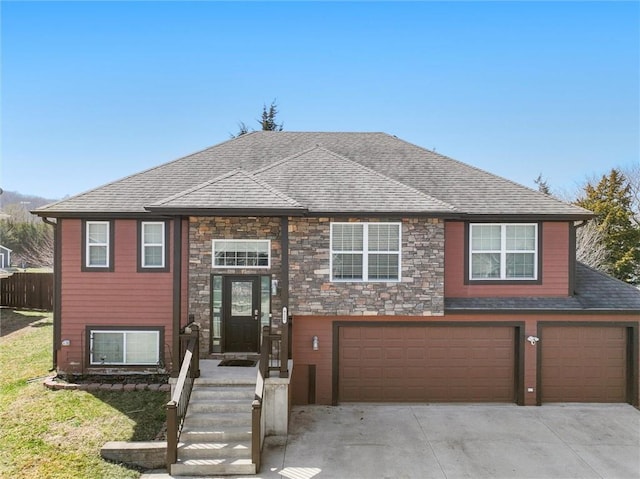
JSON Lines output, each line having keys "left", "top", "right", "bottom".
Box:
{"left": 445, "top": 221, "right": 570, "bottom": 298}
{"left": 57, "top": 219, "right": 175, "bottom": 374}
{"left": 292, "top": 315, "right": 334, "bottom": 405}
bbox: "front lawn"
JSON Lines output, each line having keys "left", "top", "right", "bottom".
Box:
{"left": 0, "top": 309, "right": 169, "bottom": 479}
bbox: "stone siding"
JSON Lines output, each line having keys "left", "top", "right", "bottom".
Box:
{"left": 188, "top": 216, "right": 445, "bottom": 353}
{"left": 289, "top": 217, "right": 445, "bottom": 316}
{"left": 188, "top": 217, "right": 283, "bottom": 352}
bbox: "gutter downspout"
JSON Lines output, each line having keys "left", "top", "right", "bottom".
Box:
{"left": 43, "top": 217, "right": 60, "bottom": 371}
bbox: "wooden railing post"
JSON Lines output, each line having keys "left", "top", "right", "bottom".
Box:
{"left": 260, "top": 326, "right": 270, "bottom": 379}
{"left": 190, "top": 324, "right": 200, "bottom": 378}
{"left": 166, "top": 401, "right": 178, "bottom": 467}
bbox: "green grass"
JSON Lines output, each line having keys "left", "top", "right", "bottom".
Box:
{"left": 0, "top": 309, "right": 169, "bottom": 479}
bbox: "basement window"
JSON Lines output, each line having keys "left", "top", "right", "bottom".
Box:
{"left": 89, "top": 329, "right": 160, "bottom": 365}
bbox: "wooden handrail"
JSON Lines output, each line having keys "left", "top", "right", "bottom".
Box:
{"left": 252, "top": 325, "right": 276, "bottom": 472}
{"left": 166, "top": 324, "right": 200, "bottom": 469}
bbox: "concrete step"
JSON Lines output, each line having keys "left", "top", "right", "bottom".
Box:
{"left": 180, "top": 424, "right": 252, "bottom": 443}
{"left": 189, "top": 387, "right": 254, "bottom": 401}
{"left": 183, "top": 411, "right": 251, "bottom": 427}
{"left": 188, "top": 398, "right": 251, "bottom": 414}
{"left": 171, "top": 374, "right": 257, "bottom": 476}
{"left": 177, "top": 441, "right": 251, "bottom": 460}
{"left": 194, "top": 376, "right": 256, "bottom": 387}
{"left": 170, "top": 458, "right": 256, "bottom": 476}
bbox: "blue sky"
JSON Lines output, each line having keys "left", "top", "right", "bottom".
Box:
{"left": 1, "top": 1, "right": 638, "bottom": 201}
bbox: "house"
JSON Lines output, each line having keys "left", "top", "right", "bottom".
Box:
{"left": 0, "top": 244, "right": 12, "bottom": 269}
{"left": 34, "top": 132, "right": 640, "bottom": 407}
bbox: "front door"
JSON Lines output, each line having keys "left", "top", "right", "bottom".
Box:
{"left": 223, "top": 276, "right": 260, "bottom": 352}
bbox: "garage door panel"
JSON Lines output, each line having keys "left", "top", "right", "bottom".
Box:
{"left": 362, "top": 328, "right": 383, "bottom": 340}
{"left": 470, "top": 348, "right": 490, "bottom": 359}
{"left": 384, "top": 347, "right": 404, "bottom": 360}
{"left": 341, "top": 328, "right": 362, "bottom": 340}
{"left": 541, "top": 325, "right": 627, "bottom": 403}
{"left": 341, "top": 347, "right": 361, "bottom": 360}
{"left": 407, "top": 348, "right": 426, "bottom": 360}
{"left": 339, "top": 326, "right": 515, "bottom": 402}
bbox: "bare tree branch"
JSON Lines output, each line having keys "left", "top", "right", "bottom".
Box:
{"left": 575, "top": 220, "right": 609, "bottom": 272}
{"left": 13, "top": 223, "right": 54, "bottom": 269}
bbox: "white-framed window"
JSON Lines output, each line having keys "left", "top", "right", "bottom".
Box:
{"left": 86, "top": 221, "right": 110, "bottom": 268}
{"left": 469, "top": 223, "right": 538, "bottom": 280}
{"left": 141, "top": 222, "right": 165, "bottom": 268}
{"left": 90, "top": 330, "right": 160, "bottom": 365}
{"left": 330, "top": 222, "right": 401, "bottom": 282}
{"left": 212, "top": 240, "right": 271, "bottom": 268}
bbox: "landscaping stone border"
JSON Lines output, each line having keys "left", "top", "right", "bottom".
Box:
{"left": 43, "top": 376, "right": 171, "bottom": 392}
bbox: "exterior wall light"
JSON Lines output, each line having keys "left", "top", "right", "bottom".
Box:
{"left": 312, "top": 335, "right": 319, "bottom": 351}
{"left": 527, "top": 336, "right": 540, "bottom": 345}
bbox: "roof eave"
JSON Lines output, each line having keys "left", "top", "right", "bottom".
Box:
{"left": 32, "top": 210, "right": 150, "bottom": 219}
{"left": 459, "top": 212, "right": 595, "bottom": 221}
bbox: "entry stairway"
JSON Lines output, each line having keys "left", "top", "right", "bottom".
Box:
{"left": 170, "top": 360, "right": 258, "bottom": 477}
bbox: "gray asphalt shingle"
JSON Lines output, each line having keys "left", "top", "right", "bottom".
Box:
{"left": 149, "top": 169, "right": 305, "bottom": 212}
{"left": 253, "top": 146, "right": 456, "bottom": 213}
{"left": 34, "top": 132, "right": 592, "bottom": 218}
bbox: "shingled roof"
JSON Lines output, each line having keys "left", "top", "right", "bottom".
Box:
{"left": 35, "top": 131, "right": 592, "bottom": 218}
{"left": 445, "top": 263, "right": 640, "bottom": 313}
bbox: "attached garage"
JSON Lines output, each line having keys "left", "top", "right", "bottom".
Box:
{"left": 335, "top": 322, "right": 522, "bottom": 404}
{"left": 539, "top": 323, "right": 633, "bottom": 403}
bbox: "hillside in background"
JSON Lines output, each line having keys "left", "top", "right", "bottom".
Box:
{"left": 0, "top": 190, "right": 58, "bottom": 211}
{"left": 0, "top": 191, "right": 58, "bottom": 268}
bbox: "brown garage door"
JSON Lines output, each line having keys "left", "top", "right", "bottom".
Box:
{"left": 339, "top": 325, "right": 516, "bottom": 402}
{"left": 540, "top": 325, "right": 627, "bottom": 403}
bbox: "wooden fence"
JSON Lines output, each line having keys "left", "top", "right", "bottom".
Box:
{"left": 0, "top": 273, "right": 54, "bottom": 310}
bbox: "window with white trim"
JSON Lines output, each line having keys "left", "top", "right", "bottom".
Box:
{"left": 331, "top": 222, "right": 401, "bottom": 281}
{"left": 86, "top": 221, "right": 110, "bottom": 268}
{"left": 141, "top": 222, "right": 165, "bottom": 268}
{"left": 469, "top": 223, "right": 538, "bottom": 280}
{"left": 90, "top": 330, "right": 160, "bottom": 365}
{"left": 212, "top": 240, "right": 270, "bottom": 268}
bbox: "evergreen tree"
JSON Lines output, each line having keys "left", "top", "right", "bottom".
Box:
{"left": 575, "top": 169, "right": 640, "bottom": 283}
{"left": 259, "top": 101, "right": 283, "bottom": 132}
{"left": 231, "top": 100, "right": 283, "bottom": 137}
{"left": 534, "top": 174, "right": 551, "bottom": 195}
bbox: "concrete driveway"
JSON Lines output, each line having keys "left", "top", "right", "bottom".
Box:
{"left": 142, "top": 403, "right": 640, "bottom": 479}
